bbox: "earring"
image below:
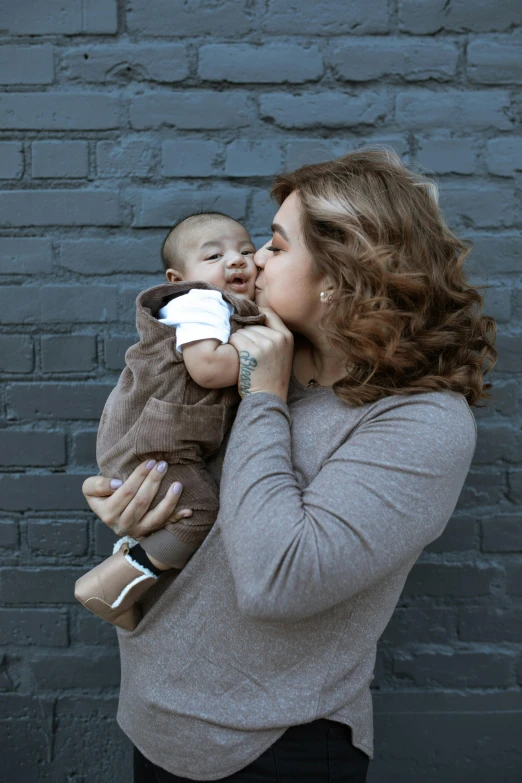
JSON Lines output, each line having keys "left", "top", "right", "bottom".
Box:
{"left": 320, "top": 291, "right": 333, "bottom": 302}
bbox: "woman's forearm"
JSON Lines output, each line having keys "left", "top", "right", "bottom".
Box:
{"left": 218, "top": 392, "right": 476, "bottom": 623}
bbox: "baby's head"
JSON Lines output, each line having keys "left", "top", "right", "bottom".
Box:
{"left": 161, "top": 212, "right": 258, "bottom": 301}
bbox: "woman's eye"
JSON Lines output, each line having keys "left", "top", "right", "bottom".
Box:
{"left": 266, "top": 245, "right": 281, "bottom": 254}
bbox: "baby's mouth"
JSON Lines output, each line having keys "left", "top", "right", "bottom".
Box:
{"left": 228, "top": 276, "right": 249, "bottom": 291}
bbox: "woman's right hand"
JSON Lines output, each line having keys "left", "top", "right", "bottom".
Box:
{"left": 82, "top": 460, "right": 193, "bottom": 539}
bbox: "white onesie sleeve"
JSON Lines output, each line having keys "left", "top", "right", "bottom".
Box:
{"left": 158, "top": 288, "right": 235, "bottom": 352}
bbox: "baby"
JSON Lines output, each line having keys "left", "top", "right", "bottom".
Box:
{"left": 74, "top": 212, "right": 265, "bottom": 631}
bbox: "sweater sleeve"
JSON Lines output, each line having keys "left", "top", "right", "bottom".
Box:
{"left": 218, "top": 390, "right": 477, "bottom": 622}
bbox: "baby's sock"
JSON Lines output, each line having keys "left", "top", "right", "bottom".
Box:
{"left": 128, "top": 543, "right": 163, "bottom": 577}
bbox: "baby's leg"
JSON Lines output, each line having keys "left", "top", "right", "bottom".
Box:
{"left": 136, "top": 461, "right": 220, "bottom": 570}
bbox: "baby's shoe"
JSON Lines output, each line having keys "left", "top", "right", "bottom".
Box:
{"left": 74, "top": 536, "right": 158, "bottom": 631}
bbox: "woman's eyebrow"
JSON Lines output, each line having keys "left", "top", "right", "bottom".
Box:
{"left": 271, "top": 223, "right": 289, "bottom": 242}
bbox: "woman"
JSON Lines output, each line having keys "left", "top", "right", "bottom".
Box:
{"left": 82, "top": 148, "right": 496, "bottom": 782}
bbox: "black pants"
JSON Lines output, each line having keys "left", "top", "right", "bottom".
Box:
{"left": 133, "top": 718, "right": 370, "bottom": 782}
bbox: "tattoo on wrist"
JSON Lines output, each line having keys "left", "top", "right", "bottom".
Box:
{"left": 238, "top": 350, "right": 257, "bottom": 396}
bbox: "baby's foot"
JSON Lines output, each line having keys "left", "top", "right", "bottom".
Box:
{"left": 74, "top": 537, "right": 158, "bottom": 631}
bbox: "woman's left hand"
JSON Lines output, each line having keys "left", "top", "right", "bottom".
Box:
{"left": 228, "top": 306, "right": 294, "bottom": 402}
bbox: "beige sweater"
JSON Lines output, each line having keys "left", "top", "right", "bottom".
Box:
{"left": 115, "top": 374, "right": 477, "bottom": 780}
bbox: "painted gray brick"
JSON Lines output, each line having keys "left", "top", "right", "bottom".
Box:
{"left": 381, "top": 607, "right": 456, "bottom": 645}
{"left": 0, "top": 93, "right": 119, "bottom": 130}
{"left": 486, "top": 138, "right": 522, "bottom": 176}
{"left": 94, "top": 518, "right": 119, "bottom": 556}
{"left": 250, "top": 190, "right": 280, "bottom": 233}
{"left": 473, "top": 421, "right": 519, "bottom": 462}
{"left": 130, "top": 186, "right": 249, "bottom": 228}
{"left": 262, "top": 0, "right": 390, "bottom": 35}
{"left": 0, "top": 141, "right": 23, "bottom": 179}
{"left": 393, "top": 651, "right": 513, "bottom": 688}
{"left": 424, "top": 515, "right": 476, "bottom": 552}
{"left": 0, "top": 0, "right": 118, "bottom": 35}
{"left": 482, "top": 516, "right": 522, "bottom": 552}
{"left": 0, "top": 609, "right": 68, "bottom": 646}
{"left": 260, "top": 91, "right": 390, "bottom": 128}
{"left": 399, "top": 0, "right": 522, "bottom": 33}
{"left": 493, "top": 332, "right": 522, "bottom": 372}
{"left": 199, "top": 44, "right": 323, "bottom": 83}
{"left": 402, "top": 563, "right": 499, "bottom": 597}
{"left": 0, "top": 520, "right": 18, "bottom": 549}
{"left": 283, "top": 137, "right": 408, "bottom": 170}
{"left": 0, "top": 45, "right": 54, "bottom": 85}
{"left": 104, "top": 335, "right": 136, "bottom": 370}
{"left": 459, "top": 608, "right": 522, "bottom": 642}
{"left": 457, "top": 470, "right": 505, "bottom": 508}
{"left": 0, "top": 474, "right": 90, "bottom": 511}
{"left": 40, "top": 284, "right": 117, "bottom": 323}
{"left": 71, "top": 611, "right": 119, "bottom": 646}
{"left": 41, "top": 335, "right": 97, "bottom": 372}
{"left": 29, "top": 649, "right": 121, "bottom": 689}
{"left": 0, "top": 566, "right": 85, "bottom": 602}
{"left": 416, "top": 137, "right": 476, "bottom": 174}
{"left": 468, "top": 38, "right": 522, "bottom": 84}
{"left": 0, "top": 431, "right": 66, "bottom": 466}
{"left": 97, "top": 139, "right": 156, "bottom": 178}
{"left": 72, "top": 430, "right": 97, "bottom": 465}
{"left": 483, "top": 286, "right": 512, "bottom": 323}
{"left": 0, "top": 335, "right": 33, "bottom": 373}
{"left": 27, "top": 520, "right": 88, "bottom": 556}
{"left": 0, "top": 238, "right": 52, "bottom": 274}
{"left": 225, "top": 140, "right": 284, "bottom": 177}
{"left": 127, "top": 0, "right": 253, "bottom": 36}
{"left": 0, "top": 286, "right": 117, "bottom": 323}
{"left": 130, "top": 91, "right": 252, "bottom": 130}
{"left": 119, "top": 286, "right": 146, "bottom": 323}
{"left": 330, "top": 38, "right": 458, "bottom": 81}
{"left": 468, "top": 233, "right": 521, "bottom": 275}
{"left": 505, "top": 564, "right": 522, "bottom": 596}
{"left": 162, "top": 140, "right": 221, "bottom": 178}
{"left": 63, "top": 43, "right": 188, "bottom": 83}
{"left": 58, "top": 236, "right": 161, "bottom": 275}
{"left": 0, "top": 190, "right": 119, "bottom": 226}
{"left": 6, "top": 383, "right": 113, "bottom": 420}
{"left": 396, "top": 90, "right": 513, "bottom": 130}
{"left": 32, "top": 140, "right": 88, "bottom": 179}
{"left": 439, "top": 185, "right": 516, "bottom": 229}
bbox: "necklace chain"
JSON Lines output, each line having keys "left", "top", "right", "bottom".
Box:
{"left": 307, "top": 345, "right": 321, "bottom": 388}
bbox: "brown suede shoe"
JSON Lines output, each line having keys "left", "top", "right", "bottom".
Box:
{"left": 74, "top": 538, "right": 158, "bottom": 631}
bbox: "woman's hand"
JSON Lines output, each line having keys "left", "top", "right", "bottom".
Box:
{"left": 82, "top": 460, "right": 193, "bottom": 539}
{"left": 228, "top": 306, "right": 294, "bottom": 402}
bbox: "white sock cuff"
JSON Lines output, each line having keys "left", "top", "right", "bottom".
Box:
{"left": 112, "top": 535, "right": 139, "bottom": 555}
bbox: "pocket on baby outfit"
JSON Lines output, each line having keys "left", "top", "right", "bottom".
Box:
{"left": 134, "top": 397, "right": 230, "bottom": 461}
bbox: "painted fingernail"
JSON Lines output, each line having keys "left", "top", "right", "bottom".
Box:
{"left": 146, "top": 460, "right": 156, "bottom": 470}
{"left": 181, "top": 511, "right": 192, "bottom": 518}
{"left": 110, "top": 479, "right": 123, "bottom": 490}
{"left": 171, "top": 482, "right": 183, "bottom": 494}
{"left": 157, "top": 461, "right": 167, "bottom": 473}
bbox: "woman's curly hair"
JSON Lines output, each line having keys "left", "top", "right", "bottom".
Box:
{"left": 271, "top": 147, "right": 497, "bottom": 408}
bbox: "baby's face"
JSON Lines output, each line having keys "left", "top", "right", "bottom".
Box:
{"left": 176, "top": 221, "right": 258, "bottom": 301}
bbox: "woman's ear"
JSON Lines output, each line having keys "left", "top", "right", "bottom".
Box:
{"left": 165, "top": 268, "right": 182, "bottom": 283}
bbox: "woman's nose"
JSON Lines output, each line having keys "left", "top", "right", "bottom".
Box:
{"left": 253, "top": 245, "right": 268, "bottom": 268}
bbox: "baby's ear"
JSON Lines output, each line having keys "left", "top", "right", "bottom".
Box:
{"left": 165, "top": 268, "right": 180, "bottom": 283}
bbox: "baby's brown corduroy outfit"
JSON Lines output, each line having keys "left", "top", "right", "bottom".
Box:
{"left": 97, "top": 280, "right": 266, "bottom": 569}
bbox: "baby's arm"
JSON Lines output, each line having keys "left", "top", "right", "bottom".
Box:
{"left": 182, "top": 338, "right": 239, "bottom": 389}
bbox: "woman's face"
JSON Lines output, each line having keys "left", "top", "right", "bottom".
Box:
{"left": 254, "top": 190, "right": 326, "bottom": 333}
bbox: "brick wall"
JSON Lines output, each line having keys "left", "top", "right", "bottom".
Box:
{"left": 0, "top": 2, "right": 520, "bottom": 781}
